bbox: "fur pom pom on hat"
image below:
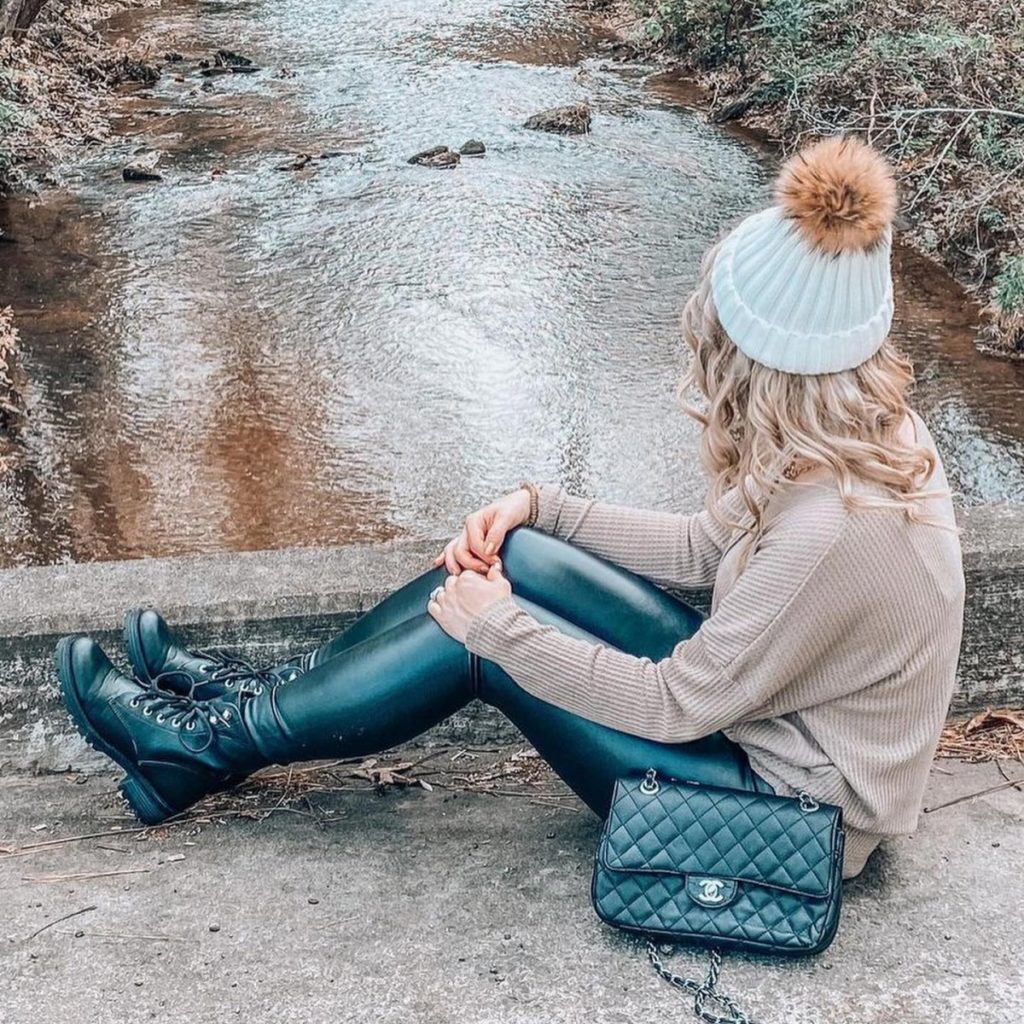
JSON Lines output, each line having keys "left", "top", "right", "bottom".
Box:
{"left": 711, "top": 135, "right": 897, "bottom": 375}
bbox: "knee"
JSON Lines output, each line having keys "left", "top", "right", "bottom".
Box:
{"left": 500, "top": 527, "right": 567, "bottom": 583}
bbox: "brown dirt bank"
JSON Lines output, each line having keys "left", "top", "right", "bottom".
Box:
{"left": 577, "top": 0, "right": 1024, "bottom": 354}
{"left": 0, "top": 0, "right": 162, "bottom": 193}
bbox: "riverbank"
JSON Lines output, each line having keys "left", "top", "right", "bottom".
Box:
{"left": 580, "top": 0, "right": 1024, "bottom": 354}
{"left": 0, "top": 0, "right": 161, "bottom": 193}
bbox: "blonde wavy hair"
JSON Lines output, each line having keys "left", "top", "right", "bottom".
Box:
{"left": 679, "top": 240, "right": 943, "bottom": 538}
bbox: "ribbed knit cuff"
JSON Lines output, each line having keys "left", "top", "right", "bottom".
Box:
{"left": 465, "top": 596, "right": 525, "bottom": 661}
{"left": 532, "top": 484, "right": 566, "bottom": 535}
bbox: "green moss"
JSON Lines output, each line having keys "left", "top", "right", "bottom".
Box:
{"left": 634, "top": 0, "right": 749, "bottom": 66}
{"left": 750, "top": 0, "right": 855, "bottom": 47}
{"left": 865, "top": 22, "right": 994, "bottom": 62}
{"left": 994, "top": 255, "right": 1024, "bottom": 316}
{"left": 0, "top": 71, "right": 23, "bottom": 188}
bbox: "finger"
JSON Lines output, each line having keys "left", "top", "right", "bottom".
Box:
{"left": 444, "top": 574, "right": 459, "bottom": 592}
{"left": 484, "top": 514, "right": 514, "bottom": 557}
{"left": 453, "top": 536, "right": 489, "bottom": 573}
{"left": 465, "top": 513, "right": 488, "bottom": 560}
{"left": 444, "top": 540, "right": 461, "bottom": 575}
{"left": 487, "top": 560, "right": 504, "bottom": 581}
{"left": 426, "top": 600, "right": 441, "bottom": 622}
{"left": 433, "top": 552, "right": 445, "bottom": 567}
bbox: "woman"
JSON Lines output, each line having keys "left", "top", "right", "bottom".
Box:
{"left": 56, "top": 136, "right": 964, "bottom": 879}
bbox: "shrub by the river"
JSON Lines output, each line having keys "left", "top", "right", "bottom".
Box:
{"left": 0, "top": 87, "right": 19, "bottom": 183}
{"left": 0, "top": 306, "right": 24, "bottom": 439}
{"left": 989, "top": 255, "right": 1024, "bottom": 353}
{"left": 628, "top": 0, "right": 1024, "bottom": 351}
{"left": 0, "top": 0, "right": 158, "bottom": 194}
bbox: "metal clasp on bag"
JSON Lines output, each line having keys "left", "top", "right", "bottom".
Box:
{"left": 639, "top": 768, "right": 660, "bottom": 795}
{"left": 799, "top": 791, "right": 819, "bottom": 813}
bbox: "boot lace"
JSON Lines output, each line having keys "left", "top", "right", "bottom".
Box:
{"left": 129, "top": 671, "right": 242, "bottom": 753}
{"left": 190, "top": 648, "right": 309, "bottom": 689}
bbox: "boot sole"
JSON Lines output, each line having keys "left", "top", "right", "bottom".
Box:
{"left": 55, "top": 636, "right": 177, "bottom": 826}
{"left": 123, "top": 608, "right": 153, "bottom": 684}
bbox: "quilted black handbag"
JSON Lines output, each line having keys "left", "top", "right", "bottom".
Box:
{"left": 592, "top": 769, "right": 845, "bottom": 1022}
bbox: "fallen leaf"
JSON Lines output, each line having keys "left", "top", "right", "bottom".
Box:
{"left": 964, "top": 709, "right": 1024, "bottom": 735}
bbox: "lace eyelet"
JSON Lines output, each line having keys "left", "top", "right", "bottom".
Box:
{"left": 171, "top": 719, "right": 181, "bottom": 728}
{"left": 129, "top": 697, "right": 141, "bottom": 708}
{"left": 156, "top": 713, "right": 166, "bottom": 723}
{"left": 199, "top": 665, "right": 210, "bottom": 674}
{"left": 226, "top": 680, "right": 236, "bottom": 688}
{"left": 142, "top": 706, "right": 153, "bottom": 716}
{"left": 254, "top": 686, "right": 264, "bottom": 695}
{"left": 223, "top": 709, "right": 232, "bottom": 721}
{"left": 186, "top": 721, "right": 196, "bottom": 731}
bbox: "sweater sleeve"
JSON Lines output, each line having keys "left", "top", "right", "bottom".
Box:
{"left": 467, "top": 499, "right": 849, "bottom": 743}
{"left": 529, "top": 484, "right": 746, "bottom": 589}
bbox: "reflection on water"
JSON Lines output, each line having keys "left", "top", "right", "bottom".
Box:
{"left": 1, "top": 0, "right": 1023, "bottom": 569}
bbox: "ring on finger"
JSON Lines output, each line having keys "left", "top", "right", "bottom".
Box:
{"left": 430, "top": 586, "right": 444, "bottom": 603}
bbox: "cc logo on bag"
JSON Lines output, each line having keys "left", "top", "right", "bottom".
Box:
{"left": 687, "top": 875, "right": 738, "bottom": 907}
{"left": 698, "top": 879, "right": 727, "bottom": 904}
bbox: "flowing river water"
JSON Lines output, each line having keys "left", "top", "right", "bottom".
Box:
{"left": 2, "top": 0, "right": 1023, "bottom": 569}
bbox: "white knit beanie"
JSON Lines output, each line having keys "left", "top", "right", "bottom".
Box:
{"left": 711, "top": 136, "right": 898, "bottom": 375}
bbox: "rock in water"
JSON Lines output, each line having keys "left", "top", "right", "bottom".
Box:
{"left": 420, "top": 150, "right": 460, "bottom": 169}
{"left": 215, "top": 49, "right": 253, "bottom": 68}
{"left": 204, "top": 49, "right": 261, "bottom": 74}
{"left": 407, "top": 145, "right": 450, "bottom": 165}
{"left": 122, "top": 165, "right": 163, "bottom": 182}
{"left": 523, "top": 104, "right": 591, "bottom": 135}
{"left": 459, "top": 140, "right": 486, "bottom": 156}
{"left": 122, "top": 150, "right": 162, "bottom": 182}
{"left": 276, "top": 154, "right": 312, "bottom": 171}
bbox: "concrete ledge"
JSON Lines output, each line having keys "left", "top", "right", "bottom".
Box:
{"left": 0, "top": 540, "right": 445, "bottom": 637}
{"left": 3, "top": 505, "right": 1024, "bottom": 770}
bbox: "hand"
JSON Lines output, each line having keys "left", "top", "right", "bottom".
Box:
{"left": 434, "top": 487, "right": 532, "bottom": 574}
{"left": 427, "top": 562, "right": 512, "bottom": 643}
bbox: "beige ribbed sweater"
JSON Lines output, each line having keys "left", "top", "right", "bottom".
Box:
{"left": 466, "top": 416, "right": 965, "bottom": 878}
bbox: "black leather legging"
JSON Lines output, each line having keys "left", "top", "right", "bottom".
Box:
{"left": 252, "top": 528, "right": 768, "bottom": 816}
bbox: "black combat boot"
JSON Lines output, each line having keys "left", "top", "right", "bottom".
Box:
{"left": 57, "top": 636, "right": 269, "bottom": 824}
{"left": 123, "top": 608, "right": 311, "bottom": 699}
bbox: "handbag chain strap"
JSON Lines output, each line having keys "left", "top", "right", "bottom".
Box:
{"left": 646, "top": 941, "right": 755, "bottom": 1024}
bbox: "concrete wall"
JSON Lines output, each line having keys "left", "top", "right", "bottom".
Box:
{"left": 3, "top": 505, "right": 1023, "bottom": 770}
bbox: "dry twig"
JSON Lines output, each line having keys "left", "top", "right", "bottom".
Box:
{"left": 24, "top": 904, "right": 97, "bottom": 941}
{"left": 23, "top": 867, "right": 151, "bottom": 883}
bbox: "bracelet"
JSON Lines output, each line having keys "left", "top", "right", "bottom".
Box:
{"left": 519, "top": 481, "right": 540, "bottom": 528}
